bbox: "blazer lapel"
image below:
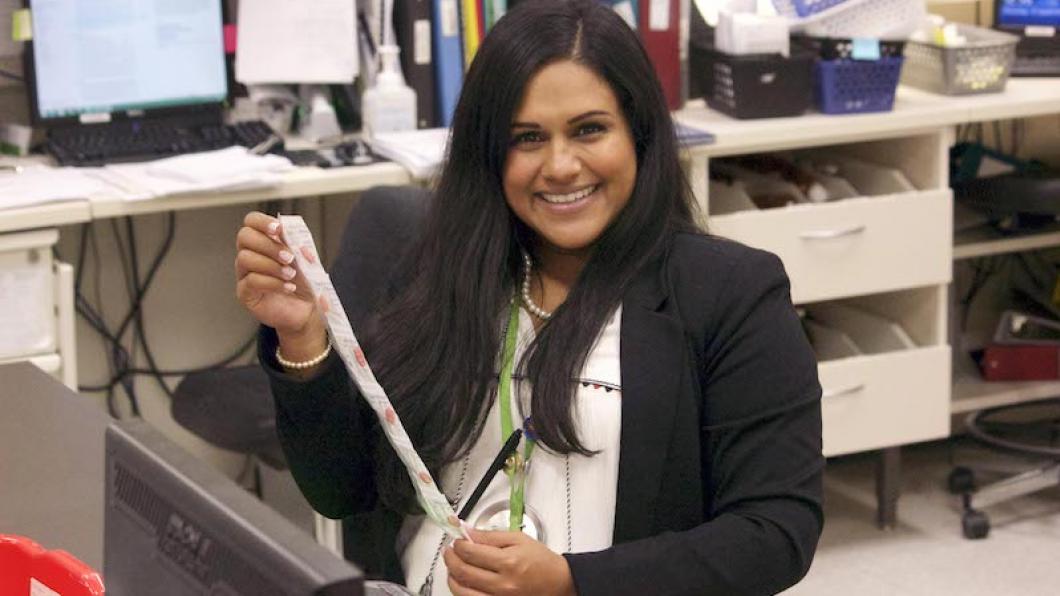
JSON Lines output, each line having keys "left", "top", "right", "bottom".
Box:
{"left": 613, "top": 259, "right": 688, "bottom": 543}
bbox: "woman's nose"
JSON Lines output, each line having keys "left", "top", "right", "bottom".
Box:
{"left": 542, "top": 141, "right": 581, "bottom": 181}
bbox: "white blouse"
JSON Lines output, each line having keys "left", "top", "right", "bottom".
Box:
{"left": 398, "top": 305, "right": 624, "bottom": 594}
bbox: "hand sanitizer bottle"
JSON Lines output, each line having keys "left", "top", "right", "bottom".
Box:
{"left": 362, "top": 45, "right": 417, "bottom": 138}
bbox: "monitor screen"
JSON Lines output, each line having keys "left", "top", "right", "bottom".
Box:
{"left": 28, "top": 0, "right": 227, "bottom": 120}
{"left": 103, "top": 418, "right": 363, "bottom": 596}
{"left": 997, "top": 0, "right": 1060, "bottom": 27}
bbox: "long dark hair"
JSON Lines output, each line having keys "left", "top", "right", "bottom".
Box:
{"left": 367, "top": 0, "right": 697, "bottom": 511}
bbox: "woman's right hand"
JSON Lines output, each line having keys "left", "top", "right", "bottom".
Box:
{"left": 235, "top": 212, "right": 326, "bottom": 358}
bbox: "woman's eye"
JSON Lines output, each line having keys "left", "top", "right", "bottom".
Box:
{"left": 511, "top": 131, "right": 544, "bottom": 145}
{"left": 576, "top": 122, "right": 606, "bottom": 137}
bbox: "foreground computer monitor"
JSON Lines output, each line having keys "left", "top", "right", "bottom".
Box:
{"left": 103, "top": 418, "right": 363, "bottom": 595}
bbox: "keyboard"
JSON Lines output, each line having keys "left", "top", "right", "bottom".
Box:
{"left": 46, "top": 119, "right": 280, "bottom": 166}
{"left": 1011, "top": 53, "right": 1060, "bottom": 77}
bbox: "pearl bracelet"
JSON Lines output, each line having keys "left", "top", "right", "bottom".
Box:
{"left": 276, "top": 339, "right": 332, "bottom": 370}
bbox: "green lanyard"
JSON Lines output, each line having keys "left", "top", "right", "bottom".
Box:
{"left": 499, "top": 299, "right": 536, "bottom": 532}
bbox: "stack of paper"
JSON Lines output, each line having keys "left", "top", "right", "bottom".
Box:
{"left": 368, "top": 128, "right": 450, "bottom": 179}
{"left": 89, "top": 147, "right": 295, "bottom": 201}
{"left": 0, "top": 165, "right": 112, "bottom": 210}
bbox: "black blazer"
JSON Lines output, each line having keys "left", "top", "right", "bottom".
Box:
{"left": 261, "top": 187, "right": 824, "bottom": 595}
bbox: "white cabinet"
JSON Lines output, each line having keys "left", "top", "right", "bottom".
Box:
{"left": 697, "top": 131, "right": 954, "bottom": 457}
{"left": 710, "top": 190, "right": 952, "bottom": 304}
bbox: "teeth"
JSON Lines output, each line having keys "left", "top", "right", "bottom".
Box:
{"left": 540, "top": 185, "right": 596, "bottom": 204}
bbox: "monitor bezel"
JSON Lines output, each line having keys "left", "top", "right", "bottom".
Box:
{"left": 103, "top": 417, "right": 364, "bottom": 595}
{"left": 21, "top": 0, "right": 232, "bottom": 129}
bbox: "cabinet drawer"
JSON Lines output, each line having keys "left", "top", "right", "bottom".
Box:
{"left": 708, "top": 190, "right": 952, "bottom": 303}
{"left": 820, "top": 345, "right": 951, "bottom": 457}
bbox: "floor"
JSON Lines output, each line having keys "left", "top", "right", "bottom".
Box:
{"left": 785, "top": 439, "right": 1060, "bottom": 596}
{"left": 261, "top": 437, "right": 1060, "bottom": 595}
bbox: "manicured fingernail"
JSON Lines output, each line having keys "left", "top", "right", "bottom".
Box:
{"left": 268, "top": 233, "right": 282, "bottom": 244}
{"left": 283, "top": 282, "right": 296, "bottom": 293}
{"left": 268, "top": 222, "right": 280, "bottom": 234}
{"left": 282, "top": 266, "right": 296, "bottom": 280}
{"left": 279, "top": 250, "right": 294, "bottom": 264}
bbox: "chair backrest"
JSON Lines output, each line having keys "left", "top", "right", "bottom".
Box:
{"left": 330, "top": 185, "right": 430, "bottom": 332}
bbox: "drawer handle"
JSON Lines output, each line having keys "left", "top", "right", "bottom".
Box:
{"left": 798, "top": 224, "right": 866, "bottom": 240}
{"left": 822, "top": 383, "right": 865, "bottom": 399}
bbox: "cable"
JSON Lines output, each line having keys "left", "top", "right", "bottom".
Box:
{"left": 124, "top": 215, "right": 176, "bottom": 399}
{"left": 0, "top": 68, "right": 23, "bottom": 82}
{"left": 65, "top": 213, "right": 262, "bottom": 416}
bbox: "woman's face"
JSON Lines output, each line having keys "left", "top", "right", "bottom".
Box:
{"left": 503, "top": 59, "right": 637, "bottom": 259}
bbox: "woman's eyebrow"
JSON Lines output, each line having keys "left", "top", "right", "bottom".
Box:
{"left": 511, "top": 110, "right": 612, "bottom": 129}
{"left": 567, "top": 110, "right": 610, "bottom": 124}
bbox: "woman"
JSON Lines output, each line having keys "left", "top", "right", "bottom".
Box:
{"left": 235, "top": 1, "right": 823, "bottom": 594}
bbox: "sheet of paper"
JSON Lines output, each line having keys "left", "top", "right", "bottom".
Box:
{"left": 236, "top": 0, "right": 358, "bottom": 84}
{"left": 0, "top": 166, "right": 109, "bottom": 210}
{"left": 368, "top": 128, "right": 450, "bottom": 179}
{"left": 87, "top": 147, "right": 294, "bottom": 202}
{"left": 279, "top": 216, "right": 470, "bottom": 540}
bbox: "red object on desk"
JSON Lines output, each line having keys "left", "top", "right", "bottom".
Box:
{"left": 639, "top": 0, "right": 681, "bottom": 110}
{"left": 224, "top": 24, "right": 238, "bottom": 54}
{"left": 980, "top": 344, "right": 1060, "bottom": 381}
{"left": 0, "top": 535, "right": 105, "bottom": 596}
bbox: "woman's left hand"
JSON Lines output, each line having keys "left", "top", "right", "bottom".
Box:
{"left": 443, "top": 529, "right": 576, "bottom": 596}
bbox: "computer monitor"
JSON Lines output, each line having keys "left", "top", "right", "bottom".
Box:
{"left": 103, "top": 418, "right": 363, "bottom": 596}
{"left": 23, "top": 0, "right": 228, "bottom": 126}
{"left": 995, "top": 0, "right": 1060, "bottom": 28}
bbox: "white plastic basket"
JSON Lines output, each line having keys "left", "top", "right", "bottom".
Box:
{"left": 786, "top": 0, "right": 926, "bottom": 39}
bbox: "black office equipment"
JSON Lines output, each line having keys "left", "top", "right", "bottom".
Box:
{"left": 104, "top": 417, "right": 365, "bottom": 595}
{"left": 23, "top": 0, "right": 279, "bottom": 165}
{"left": 393, "top": 0, "right": 437, "bottom": 128}
{"left": 993, "top": 0, "right": 1060, "bottom": 76}
{"left": 43, "top": 119, "right": 280, "bottom": 166}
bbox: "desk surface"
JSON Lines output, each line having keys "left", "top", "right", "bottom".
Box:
{"left": 0, "top": 362, "right": 107, "bottom": 570}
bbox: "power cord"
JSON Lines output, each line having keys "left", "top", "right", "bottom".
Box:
{"left": 62, "top": 212, "right": 258, "bottom": 418}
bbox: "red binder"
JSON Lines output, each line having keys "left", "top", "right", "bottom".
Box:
{"left": 638, "top": 0, "right": 681, "bottom": 110}
{"left": 980, "top": 344, "right": 1060, "bottom": 381}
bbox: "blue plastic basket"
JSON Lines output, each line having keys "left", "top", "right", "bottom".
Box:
{"left": 773, "top": 0, "right": 851, "bottom": 18}
{"left": 816, "top": 56, "right": 904, "bottom": 114}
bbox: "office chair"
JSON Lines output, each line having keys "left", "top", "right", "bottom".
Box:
{"left": 948, "top": 398, "right": 1060, "bottom": 539}
{"left": 171, "top": 185, "right": 430, "bottom": 557}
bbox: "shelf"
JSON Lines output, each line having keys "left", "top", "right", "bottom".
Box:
{"left": 953, "top": 223, "right": 1060, "bottom": 260}
{"left": 952, "top": 352, "right": 1060, "bottom": 414}
{"left": 676, "top": 79, "right": 1060, "bottom": 159}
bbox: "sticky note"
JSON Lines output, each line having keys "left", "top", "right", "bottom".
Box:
{"left": 12, "top": 8, "right": 31, "bottom": 41}
{"left": 851, "top": 38, "right": 881, "bottom": 61}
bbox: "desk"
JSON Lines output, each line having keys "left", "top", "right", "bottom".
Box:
{"left": 0, "top": 362, "right": 107, "bottom": 571}
{"left": 3, "top": 80, "right": 1058, "bottom": 229}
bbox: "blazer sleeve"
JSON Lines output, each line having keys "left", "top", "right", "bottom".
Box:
{"left": 260, "top": 327, "right": 380, "bottom": 518}
{"left": 566, "top": 248, "right": 824, "bottom": 596}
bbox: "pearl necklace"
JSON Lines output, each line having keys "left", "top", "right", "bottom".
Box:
{"left": 521, "top": 251, "right": 553, "bottom": 320}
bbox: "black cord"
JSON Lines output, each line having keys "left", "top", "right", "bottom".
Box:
{"left": 66, "top": 212, "right": 260, "bottom": 416}
{"left": 125, "top": 215, "right": 175, "bottom": 399}
{"left": 0, "top": 68, "right": 23, "bottom": 82}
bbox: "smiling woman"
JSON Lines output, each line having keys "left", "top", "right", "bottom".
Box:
{"left": 504, "top": 60, "right": 638, "bottom": 318}
{"left": 235, "top": 1, "right": 824, "bottom": 595}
